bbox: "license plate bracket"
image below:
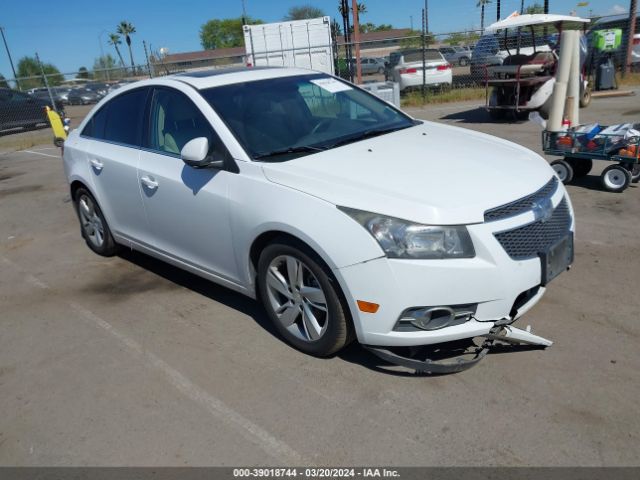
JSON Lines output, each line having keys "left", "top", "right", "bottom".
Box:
{"left": 540, "top": 233, "right": 574, "bottom": 286}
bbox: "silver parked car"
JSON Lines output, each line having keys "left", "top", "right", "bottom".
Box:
{"left": 438, "top": 46, "right": 472, "bottom": 66}
{"left": 360, "top": 57, "right": 387, "bottom": 75}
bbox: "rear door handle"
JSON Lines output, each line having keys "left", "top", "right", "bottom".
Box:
{"left": 140, "top": 175, "right": 159, "bottom": 189}
{"left": 89, "top": 159, "right": 104, "bottom": 171}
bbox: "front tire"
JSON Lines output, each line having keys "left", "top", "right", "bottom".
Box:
{"left": 257, "top": 239, "right": 352, "bottom": 357}
{"left": 73, "top": 187, "right": 119, "bottom": 256}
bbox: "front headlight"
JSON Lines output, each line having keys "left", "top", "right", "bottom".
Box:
{"left": 338, "top": 207, "right": 475, "bottom": 259}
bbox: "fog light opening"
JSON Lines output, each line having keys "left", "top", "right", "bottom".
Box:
{"left": 394, "top": 304, "right": 477, "bottom": 332}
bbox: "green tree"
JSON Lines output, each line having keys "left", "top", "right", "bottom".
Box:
{"left": 358, "top": 22, "right": 392, "bottom": 33}
{"left": 477, "top": 0, "right": 492, "bottom": 32}
{"left": 525, "top": 3, "right": 545, "bottom": 14}
{"left": 331, "top": 19, "right": 343, "bottom": 36}
{"left": 77, "top": 66, "right": 91, "bottom": 79}
{"left": 400, "top": 30, "right": 435, "bottom": 48}
{"left": 199, "top": 17, "right": 263, "bottom": 50}
{"left": 445, "top": 32, "right": 468, "bottom": 45}
{"left": 116, "top": 21, "right": 137, "bottom": 70}
{"left": 16, "top": 56, "right": 64, "bottom": 89}
{"left": 0, "top": 74, "right": 9, "bottom": 88}
{"left": 284, "top": 5, "right": 325, "bottom": 20}
{"left": 338, "top": 1, "right": 367, "bottom": 16}
{"left": 108, "top": 33, "right": 127, "bottom": 68}
{"left": 93, "top": 54, "right": 122, "bottom": 80}
{"left": 445, "top": 30, "right": 481, "bottom": 45}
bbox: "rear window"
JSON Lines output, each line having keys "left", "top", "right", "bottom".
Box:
{"left": 403, "top": 49, "right": 443, "bottom": 62}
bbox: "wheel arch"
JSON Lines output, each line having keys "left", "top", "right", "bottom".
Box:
{"left": 248, "top": 229, "right": 357, "bottom": 340}
{"left": 248, "top": 229, "right": 339, "bottom": 284}
{"left": 70, "top": 179, "right": 91, "bottom": 201}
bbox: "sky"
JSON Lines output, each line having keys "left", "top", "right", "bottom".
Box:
{"left": 0, "top": 0, "right": 632, "bottom": 78}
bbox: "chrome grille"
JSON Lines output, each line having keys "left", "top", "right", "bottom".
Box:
{"left": 494, "top": 198, "right": 571, "bottom": 260}
{"left": 484, "top": 177, "right": 558, "bottom": 222}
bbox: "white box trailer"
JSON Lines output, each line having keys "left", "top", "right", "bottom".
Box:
{"left": 243, "top": 17, "right": 334, "bottom": 75}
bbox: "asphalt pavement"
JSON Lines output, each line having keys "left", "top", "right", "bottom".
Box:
{"left": 1, "top": 93, "right": 639, "bottom": 466}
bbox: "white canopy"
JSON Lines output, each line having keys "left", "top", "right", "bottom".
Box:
{"left": 485, "top": 13, "right": 590, "bottom": 33}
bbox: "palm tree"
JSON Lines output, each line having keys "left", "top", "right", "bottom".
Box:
{"left": 108, "top": 33, "right": 126, "bottom": 68}
{"left": 338, "top": 1, "right": 366, "bottom": 17}
{"left": 116, "top": 21, "right": 136, "bottom": 71}
{"left": 477, "top": 0, "right": 492, "bottom": 32}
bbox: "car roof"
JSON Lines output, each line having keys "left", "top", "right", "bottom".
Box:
{"left": 171, "top": 66, "right": 320, "bottom": 89}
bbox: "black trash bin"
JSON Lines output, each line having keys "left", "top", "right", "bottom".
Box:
{"left": 595, "top": 56, "right": 616, "bottom": 91}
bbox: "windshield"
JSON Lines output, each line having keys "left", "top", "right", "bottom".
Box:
{"left": 200, "top": 74, "right": 415, "bottom": 161}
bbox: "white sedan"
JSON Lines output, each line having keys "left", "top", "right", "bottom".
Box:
{"left": 63, "top": 67, "right": 573, "bottom": 363}
{"left": 390, "top": 49, "right": 453, "bottom": 92}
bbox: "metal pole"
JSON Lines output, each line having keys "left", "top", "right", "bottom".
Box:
{"left": 410, "top": 15, "right": 413, "bottom": 31}
{"left": 241, "top": 0, "right": 247, "bottom": 24}
{"left": 424, "top": 0, "right": 429, "bottom": 46}
{"left": 623, "top": 0, "right": 637, "bottom": 77}
{"left": 98, "top": 30, "right": 110, "bottom": 81}
{"left": 0, "top": 26, "right": 19, "bottom": 90}
{"left": 342, "top": 0, "right": 353, "bottom": 82}
{"left": 143, "top": 40, "right": 152, "bottom": 78}
{"left": 421, "top": 8, "right": 426, "bottom": 101}
{"left": 36, "top": 52, "right": 57, "bottom": 113}
{"left": 351, "top": 0, "right": 362, "bottom": 84}
{"left": 497, "top": 0, "right": 501, "bottom": 21}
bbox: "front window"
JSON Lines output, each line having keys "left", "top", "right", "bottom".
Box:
{"left": 200, "top": 74, "right": 416, "bottom": 161}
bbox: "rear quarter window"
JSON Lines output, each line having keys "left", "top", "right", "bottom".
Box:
{"left": 83, "top": 88, "right": 149, "bottom": 146}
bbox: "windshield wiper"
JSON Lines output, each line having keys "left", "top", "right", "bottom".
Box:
{"left": 323, "top": 124, "right": 412, "bottom": 150}
{"left": 253, "top": 145, "right": 325, "bottom": 161}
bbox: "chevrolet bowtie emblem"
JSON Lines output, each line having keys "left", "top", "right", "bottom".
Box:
{"left": 532, "top": 198, "right": 553, "bottom": 223}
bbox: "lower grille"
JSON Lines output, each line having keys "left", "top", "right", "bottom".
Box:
{"left": 494, "top": 198, "right": 572, "bottom": 260}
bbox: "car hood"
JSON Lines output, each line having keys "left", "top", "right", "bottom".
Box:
{"left": 261, "top": 122, "right": 554, "bottom": 225}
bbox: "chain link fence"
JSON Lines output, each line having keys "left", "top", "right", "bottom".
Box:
{"left": 1, "top": 12, "right": 637, "bottom": 151}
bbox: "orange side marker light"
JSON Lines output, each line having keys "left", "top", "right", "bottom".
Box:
{"left": 357, "top": 300, "right": 380, "bottom": 313}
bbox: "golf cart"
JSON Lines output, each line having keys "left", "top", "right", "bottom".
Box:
{"left": 483, "top": 13, "right": 592, "bottom": 120}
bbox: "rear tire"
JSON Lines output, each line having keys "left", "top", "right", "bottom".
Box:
{"left": 601, "top": 164, "right": 631, "bottom": 192}
{"left": 459, "top": 57, "right": 469, "bottom": 66}
{"left": 73, "top": 187, "right": 119, "bottom": 256}
{"left": 257, "top": 239, "right": 353, "bottom": 357}
{"left": 631, "top": 164, "right": 640, "bottom": 183}
{"left": 551, "top": 159, "right": 574, "bottom": 184}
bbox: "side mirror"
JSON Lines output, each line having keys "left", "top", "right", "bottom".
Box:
{"left": 180, "top": 137, "right": 224, "bottom": 169}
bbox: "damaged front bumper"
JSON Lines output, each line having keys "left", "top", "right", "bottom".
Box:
{"left": 363, "top": 323, "right": 553, "bottom": 374}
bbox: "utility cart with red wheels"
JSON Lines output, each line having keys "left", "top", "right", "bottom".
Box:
{"left": 542, "top": 126, "right": 640, "bottom": 193}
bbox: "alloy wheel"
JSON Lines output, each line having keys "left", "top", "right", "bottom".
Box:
{"left": 78, "top": 194, "right": 105, "bottom": 248}
{"left": 265, "top": 255, "right": 329, "bottom": 342}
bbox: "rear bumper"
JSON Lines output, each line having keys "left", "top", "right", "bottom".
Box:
{"left": 398, "top": 70, "right": 453, "bottom": 90}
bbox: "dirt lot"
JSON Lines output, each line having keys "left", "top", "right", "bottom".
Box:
{"left": 1, "top": 93, "right": 639, "bottom": 466}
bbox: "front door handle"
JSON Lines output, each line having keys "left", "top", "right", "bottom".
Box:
{"left": 140, "top": 175, "right": 159, "bottom": 190}
{"left": 89, "top": 159, "right": 104, "bottom": 171}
